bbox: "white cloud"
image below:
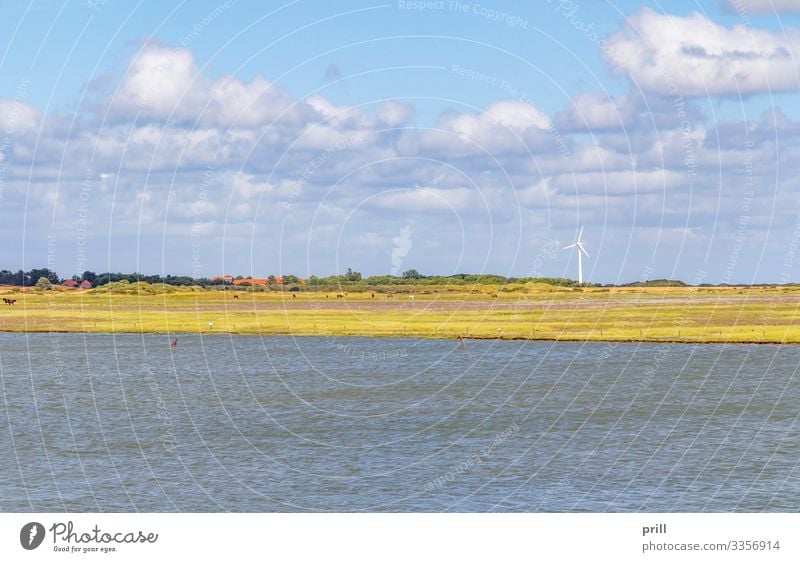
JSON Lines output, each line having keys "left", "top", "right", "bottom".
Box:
{"left": 232, "top": 172, "right": 273, "bottom": 200}
{"left": 484, "top": 100, "right": 551, "bottom": 131}
{"left": 371, "top": 187, "right": 476, "bottom": 212}
{"left": 604, "top": 8, "right": 800, "bottom": 96}
{"left": 0, "top": 98, "right": 41, "bottom": 134}
{"left": 440, "top": 100, "right": 550, "bottom": 141}
{"left": 551, "top": 168, "right": 686, "bottom": 195}
{"left": 420, "top": 99, "right": 554, "bottom": 156}
{"left": 5, "top": 39, "right": 799, "bottom": 281}
{"left": 111, "top": 42, "right": 312, "bottom": 127}
{"left": 376, "top": 100, "right": 415, "bottom": 127}
{"left": 555, "top": 92, "right": 636, "bottom": 131}
{"left": 112, "top": 43, "right": 199, "bottom": 120}
{"left": 305, "top": 95, "right": 371, "bottom": 130}
{"left": 725, "top": 0, "right": 800, "bottom": 14}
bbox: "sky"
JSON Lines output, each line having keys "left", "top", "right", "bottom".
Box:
{"left": 2, "top": 0, "right": 800, "bottom": 283}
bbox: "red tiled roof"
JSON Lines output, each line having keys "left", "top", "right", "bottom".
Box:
{"left": 232, "top": 278, "right": 268, "bottom": 286}
{"left": 231, "top": 277, "right": 288, "bottom": 285}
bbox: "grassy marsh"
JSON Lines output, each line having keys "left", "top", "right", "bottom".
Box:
{"left": 2, "top": 283, "right": 800, "bottom": 343}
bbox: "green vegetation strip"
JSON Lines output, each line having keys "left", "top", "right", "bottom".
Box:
{"left": 1, "top": 283, "right": 800, "bottom": 343}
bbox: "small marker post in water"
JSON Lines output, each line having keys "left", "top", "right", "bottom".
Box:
{"left": 458, "top": 335, "right": 473, "bottom": 360}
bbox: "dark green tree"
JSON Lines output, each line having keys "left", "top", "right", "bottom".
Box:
{"left": 345, "top": 268, "right": 361, "bottom": 282}
{"left": 26, "top": 268, "right": 60, "bottom": 285}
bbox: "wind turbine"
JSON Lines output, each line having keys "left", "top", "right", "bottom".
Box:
{"left": 563, "top": 227, "right": 590, "bottom": 284}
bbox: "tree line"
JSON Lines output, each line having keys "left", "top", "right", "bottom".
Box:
{"left": 0, "top": 269, "right": 211, "bottom": 287}
{"left": 0, "top": 267, "right": 584, "bottom": 288}
{"left": 0, "top": 267, "right": 696, "bottom": 289}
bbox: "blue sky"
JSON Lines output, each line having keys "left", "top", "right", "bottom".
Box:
{"left": 2, "top": 0, "right": 800, "bottom": 283}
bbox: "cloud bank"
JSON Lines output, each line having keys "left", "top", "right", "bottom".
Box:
{"left": 1, "top": 11, "right": 797, "bottom": 282}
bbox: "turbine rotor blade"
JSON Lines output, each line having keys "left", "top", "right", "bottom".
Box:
{"left": 577, "top": 243, "right": 590, "bottom": 258}
{"left": 563, "top": 244, "right": 577, "bottom": 250}
{"left": 577, "top": 226, "right": 584, "bottom": 242}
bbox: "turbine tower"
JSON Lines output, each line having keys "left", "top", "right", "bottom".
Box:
{"left": 563, "top": 226, "right": 590, "bottom": 284}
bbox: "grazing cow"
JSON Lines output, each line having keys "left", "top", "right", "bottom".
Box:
{"left": 3, "top": 298, "right": 16, "bottom": 305}
{"left": 292, "top": 293, "right": 296, "bottom": 299}
{"left": 387, "top": 293, "right": 394, "bottom": 299}
{"left": 409, "top": 294, "right": 415, "bottom": 301}
{"left": 233, "top": 294, "right": 239, "bottom": 300}
{"left": 491, "top": 293, "right": 498, "bottom": 298}
{"left": 336, "top": 293, "right": 345, "bottom": 299}
{"left": 371, "top": 293, "right": 375, "bottom": 298}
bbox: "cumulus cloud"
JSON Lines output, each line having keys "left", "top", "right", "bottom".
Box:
{"left": 305, "top": 95, "right": 371, "bottom": 130}
{"left": 547, "top": 168, "right": 687, "bottom": 196}
{"left": 110, "top": 41, "right": 312, "bottom": 127}
{"left": 3, "top": 35, "right": 797, "bottom": 280}
{"left": 376, "top": 100, "right": 415, "bottom": 127}
{"left": 370, "top": 187, "right": 477, "bottom": 213}
{"left": 706, "top": 106, "right": 800, "bottom": 149}
{"left": 604, "top": 8, "right": 800, "bottom": 96}
{"left": 0, "top": 98, "right": 41, "bottom": 134}
{"left": 484, "top": 100, "right": 552, "bottom": 131}
{"left": 419, "top": 100, "right": 555, "bottom": 157}
{"left": 555, "top": 92, "right": 637, "bottom": 131}
{"left": 724, "top": 0, "right": 800, "bottom": 14}
{"left": 440, "top": 99, "right": 550, "bottom": 140}
{"left": 111, "top": 43, "right": 198, "bottom": 120}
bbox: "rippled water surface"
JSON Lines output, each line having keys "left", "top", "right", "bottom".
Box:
{"left": 1, "top": 333, "right": 798, "bottom": 512}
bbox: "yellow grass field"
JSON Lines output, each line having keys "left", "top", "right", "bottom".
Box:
{"left": 2, "top": 283, "right": 800, "bottom": 343}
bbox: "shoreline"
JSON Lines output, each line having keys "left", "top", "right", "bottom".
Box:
{"left": 2, "top": 285, "right": 800, "bottom": 346}
{"left": 0, "top": 328, "right": 796, "bottom": 346}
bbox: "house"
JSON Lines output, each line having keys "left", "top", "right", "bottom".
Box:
{"left": 229, "top": 276, "right": 291, "bottom": 286}
{"left": 62, "top": 279, "right": 78, "bottom": 288}
{"left": 232, "top": 278, "right": 269, "bottom": 286}
{"left": 211, "top": 275, "right": 234, "bottom": 284}
{"left": 79, "top": 280, "right": 92, "bottom": 289}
